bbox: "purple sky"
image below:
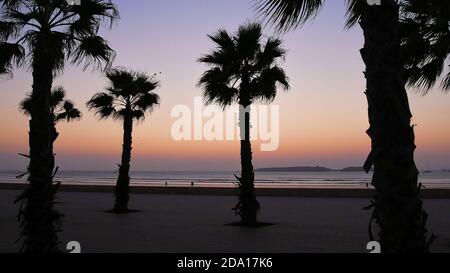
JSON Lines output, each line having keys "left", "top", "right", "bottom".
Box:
{"left": 0, "top": 0, "right": 449, "bottom": 171}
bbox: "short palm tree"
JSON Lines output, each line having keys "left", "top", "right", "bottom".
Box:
{"left": 255, "top": 0, "right": 449, "bottom": 252}
{"left": 198, "top": 23, "right": 289, "bottom": 226}
{"left": 87, "top": 68, "right": 160, "bottom": 213}
{"left": 20, "top": 87, "right": 81, "bottom": 169}
{"left": 0, "top": 0, "right": 118, "bottom": 252}
{"left": 20, "top": 86, "right": 81, "bottom": 125}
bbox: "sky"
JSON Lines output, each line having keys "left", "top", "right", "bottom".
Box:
{"left": 0, "top": 0, "right": 449, "bottom": 171}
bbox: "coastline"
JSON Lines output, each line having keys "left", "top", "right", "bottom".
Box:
{"left": 2, "top": 182, "right": 450, "bottom": 198}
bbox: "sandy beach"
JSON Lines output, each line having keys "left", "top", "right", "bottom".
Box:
{"left": 1, "top": 189, "right": 449, "bottom": 253}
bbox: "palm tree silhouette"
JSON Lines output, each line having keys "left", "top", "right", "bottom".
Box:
{"left": 20, "top": 87, "right": 81, "bottom": 168}
{"left": 87, "top": 68, "right": 160, "bottom": 213}
{"left": 0, "top": 0, "right": 118, "bottom": 252}
{"left": 198, "top": 23, "right": 289, "bottom": 226}
{"left": 255, "top": 0, "right": 449, "bottom": 252}
{"left": 20, "top": 86, "right": 81, "bottom": 124}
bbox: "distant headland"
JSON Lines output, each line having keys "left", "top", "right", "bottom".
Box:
{"left": 256, "top": 166, "right": 367, "bottom": 172}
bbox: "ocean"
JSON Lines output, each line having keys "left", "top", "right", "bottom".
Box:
{"left": 1, "top": 170, "right": 450, "bottom": 189}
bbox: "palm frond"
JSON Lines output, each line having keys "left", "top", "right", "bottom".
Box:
{"left": 251, "top": 66, "right": 290, "bottom": 103}
{"left": 345, "top": 0, "right": 364, "bottom": 28}
{"left": 0, "top": 20, "right": 20, "bottom": 40}
{"left": 50, "top": 86, "right": 66, "bottom": 108}
{"left": 401, "top": 0, "right": 450, "bottom": 93}
{"left": 407, "top": 58, "right": 446, "bottom": 94}
{"left": 132, "top": 109, "right": 145, "bottom": 121}
{"left": 442, "top": 71, "right": 450, "bottom": 91}
{"left": 0, "top": 42, "right": 25, "bottom": 74}
{"left": 198, "top": 51, "right": 238, "bottom": 69}
{"left": 70, "top": 0, "right": 119, "bottom": 29}
{"left": 208, "top": 29, "right": 235, "bottom": 51}
{"left": 87, "top": 92, "right": 116, "bottom": 119}
{"left": 134, "top": 72, "right": 159, "bottom": 94}
{"left": 236, "top": 22, "right": 262, "bottom": 60}
{"left": 199, "top": 29, "right": 238, "bottom": 69}
{"left": 0, "top": 0, "right": 22, "bottom": 10}
{"left": 134, "top": 92, "right": 160, "bottom": 113}
{"left": 255, "top": 0, "right": 323, "bottom": 32}
{"left": 2, "top": 8, "right": 41, "bottom": 28}
{"left": 19, "top": 93, "right": 32, "bottom": 115}
{"left": 106, "top": 68, "right": 134, "bottom": 96}
{"left": 55, "top": 100, "right": 81, "bottom": 122}
{"left": 257, "top": 37, "right": 286, "bottom": 68}
{"left": 198, "top": 68, "right": 239, "bottom": 109}
{"left": 71, "top": 35, "right": 115, "bottom": 71}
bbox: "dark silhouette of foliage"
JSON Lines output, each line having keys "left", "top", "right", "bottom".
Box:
{"left": 198, "top": 23, "right": 289, "bottom": 226}
{"left": 0, "top": 0, "right": 118, "bottom": 252}
{"left": 20, "top": 86, "right": 82, "bottom": 123}
{"left": 400, "top": 0, "right": 450, "bottom": 93}
{"left": 256, "top": 0, "right": 449, "bottom": 252}
{"left": 87, "top": 68, "right": 160, "bottom": 213}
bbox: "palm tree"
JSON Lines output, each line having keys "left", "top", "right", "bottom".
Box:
{"left": 20, "top": 86, "right": 81, "bottom": 125}
{"left": 255, "top": 0, "right": 449, "bottom": 252}
{"left": 87, "top": 68, "right": 160, "bottom": 213}
{"left": 20, "top": 87, "right": 81, "bottom": 171}
{"left": 198, "top": 23, "right": 289, "bottom": 226}
{"left": 0, "top": 0, "right": 118, "bottom": 252}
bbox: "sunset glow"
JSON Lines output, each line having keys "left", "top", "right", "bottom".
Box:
{"left": 1, "top": 0, "right": 449, "bottom": 171}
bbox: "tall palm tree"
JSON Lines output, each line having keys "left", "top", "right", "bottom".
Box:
{"left": 0, "top": 0, "right": 118, "bottom": 252}
{"left": 87, "top": 68, "right": 160, "bottom": 213}
{"left": 198, "top": 23, "right": 289, "bottom": 226}
{"left": 255, "top": 0, "right": 449, "bottom": 252}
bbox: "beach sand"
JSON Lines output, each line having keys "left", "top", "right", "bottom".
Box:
{"left": 1, "top": 189, "right": 449, "bottom": 253}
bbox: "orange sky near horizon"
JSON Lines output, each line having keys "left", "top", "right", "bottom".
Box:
{"left": 0, "top": 0, "right": 449, "bottom": 171}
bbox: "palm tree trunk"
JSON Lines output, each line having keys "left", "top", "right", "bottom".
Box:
{"left": 18, "top": 40, "right": 61, "bottom": 253}
{"left": 236, "top": 101, "right": 259, "bottom": 226}
{"left": 360, "top": 0, "right": 430, "bottom": 252}
{"left": 114, "top": 115, "right": 133, "bottom": 212}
